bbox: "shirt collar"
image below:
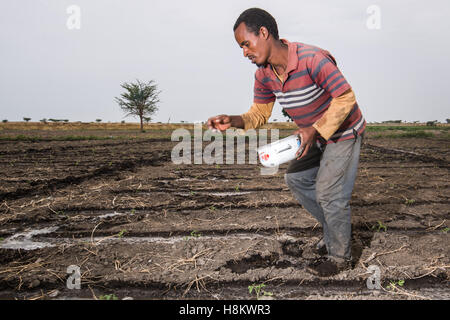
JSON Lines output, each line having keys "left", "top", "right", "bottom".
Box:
{"left": 266, "top": 39, "right": 298, "bottom": 77}
{"left": 280, "top": 39, "right": 299, "bottom": 75}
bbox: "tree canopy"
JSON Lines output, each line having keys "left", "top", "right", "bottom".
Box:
{"left": 115, "top": 80, "right": 161, "bottom": 131}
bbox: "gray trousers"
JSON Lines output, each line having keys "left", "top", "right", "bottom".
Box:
{"left": 284, "top": 135, "right": 362, "bottom": 260}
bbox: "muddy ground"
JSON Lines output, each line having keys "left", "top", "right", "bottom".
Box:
{"left": 0, "top": 129, "right": 448, "bottom": 300}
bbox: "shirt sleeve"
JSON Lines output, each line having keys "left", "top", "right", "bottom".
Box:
{"left": 241, "top": 101, "right": 275, "bottom": 131}
{"left": 307, "top": 50, "right": 354, "bottom": 140}
{"left": 253, "top": 73, "right": 276, "bottom": 104}
{"left": 240, "top": 72, "right": 276, "bottom": 131}
{"left": 312, "top": 88, "right": 356, "bottom": 140}
{"left": 308, "top": 50, "right": 351, "bottom": 98}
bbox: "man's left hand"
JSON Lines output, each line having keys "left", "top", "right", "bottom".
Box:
{"left": 294, "top": 126, "right": 319, "bottom": 160}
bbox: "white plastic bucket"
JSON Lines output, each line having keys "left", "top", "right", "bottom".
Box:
{"left": 257, "top": 134, "right": 302, "bottom": 167}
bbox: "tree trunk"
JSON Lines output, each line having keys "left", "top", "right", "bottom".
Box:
{"left": 139, "top": 107, "right": 144, "bottom": 132}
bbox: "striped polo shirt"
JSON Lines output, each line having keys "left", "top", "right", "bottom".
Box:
{"left": 253, "top": 39, "right": 366, "bottom": 143}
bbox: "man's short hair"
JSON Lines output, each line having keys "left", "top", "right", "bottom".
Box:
{"left": 233, "top": 8, "right": 279, "bottom": 40}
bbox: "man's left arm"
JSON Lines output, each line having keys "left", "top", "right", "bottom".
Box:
{"left": 296, "top": 51, "right": 356, "bottom": 159}
{"left": 312, "top": 88, "right": 356, "bottom": 141}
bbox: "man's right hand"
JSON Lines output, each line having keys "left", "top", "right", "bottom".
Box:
{"left": 207, "top": 114, "right": 232, "bottom": 132}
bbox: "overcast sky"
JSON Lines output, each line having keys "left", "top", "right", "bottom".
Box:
{"left": 0, "top": 0, "right": 449, "bottom": 123}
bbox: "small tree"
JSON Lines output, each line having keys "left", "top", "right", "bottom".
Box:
{"left": 115, "top": 79, "right": 160, "bottom": 132}
{"left": 23, "top": 117, "right": 31, "bottom": 122}
{"left": 96, "top": 119, "right": 102, "bottom": 123}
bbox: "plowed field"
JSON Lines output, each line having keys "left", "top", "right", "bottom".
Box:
{"left": 0, "top": 128, "right": 448, "bottom": 300}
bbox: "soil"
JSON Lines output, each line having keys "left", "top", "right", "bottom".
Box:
{"left": 0, "top": 131, "right": 448, "bottom": 300}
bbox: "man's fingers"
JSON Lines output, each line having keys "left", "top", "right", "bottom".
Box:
{"left": 295, "top": 146, "right": 304, "bottom": 159}
{"left": 295, "top": 149, "right": 301, "bottom": 157}
{"left": 217, "top": 123, "right": 231, "bottom": 131}
{"left": 297, "top": 144, "right": 310, "bottom": 160}
{"left": 207, "top": 115, "right": 230, "bottom": 131}
{"left": 208, "top": 116, "right": 222, "bottom": 129}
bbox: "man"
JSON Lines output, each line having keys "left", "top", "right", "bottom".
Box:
{"left": 207, "top": 8, "right": 365, "bottom": 277}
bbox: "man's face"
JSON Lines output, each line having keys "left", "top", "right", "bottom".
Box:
{"left": 234, "top": 22, "right": 270, "bottom": 68}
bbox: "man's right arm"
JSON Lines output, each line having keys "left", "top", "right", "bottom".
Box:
{"left": 240, "top": 101, "right": 275, "bottom": 131}
{"left": 228, "top": 115, "right": 245, "bottom": 129}
{"left": 207, "top": 101, "right": 274, "bottom": 131}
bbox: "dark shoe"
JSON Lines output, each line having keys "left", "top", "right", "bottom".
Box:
{"left": 307, "top": 256, "right": 351, "bottom": 277}
{"left": 312, "top": 238, "right": 327, "bottom": 256}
